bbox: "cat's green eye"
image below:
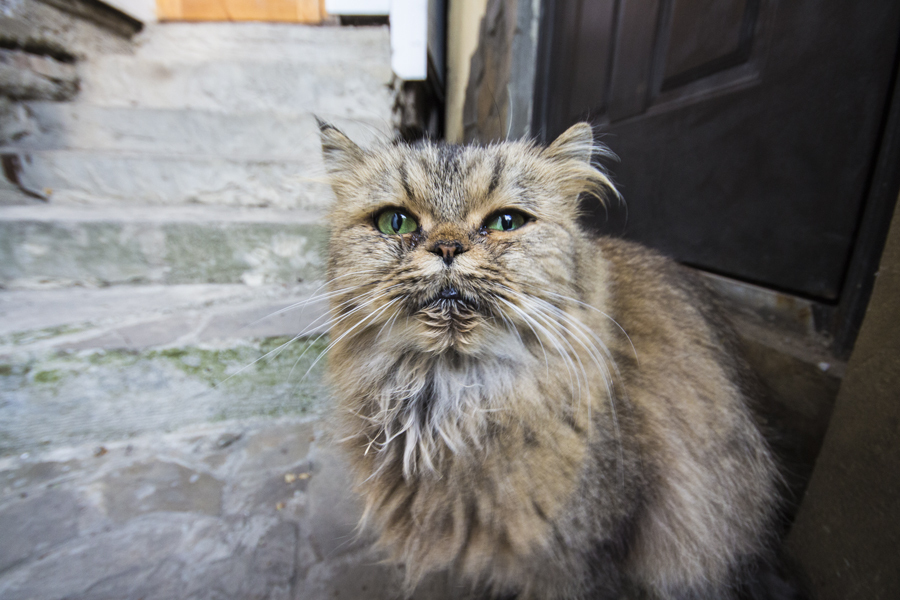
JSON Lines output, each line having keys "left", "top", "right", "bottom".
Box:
{"left": 376, "top": 209, "right": 418, "bottom": 235}
{"left": 485, "top": 211, "right": 527, "bottom": 232}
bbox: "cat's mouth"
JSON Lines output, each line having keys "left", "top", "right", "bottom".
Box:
{"left": 419, "top": 286, "right": 478, "bottom": 311}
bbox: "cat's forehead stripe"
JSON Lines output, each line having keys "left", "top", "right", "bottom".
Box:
{"left": 395, "top": 144, "right": 462, "bottom": 221}
{"left": 398, "top": 162, "right": 414, "bottom": 201}
{"left": 437, "top": 144, "right": 463, "bottom": 175}
{"left": 487, "top": 156, "right": 503, "bottom": 196}
{"left": 387, "top": 143, "right": 529, "bottom": 222}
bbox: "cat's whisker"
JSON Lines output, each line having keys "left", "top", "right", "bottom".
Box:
{"left": 525, "top": 297, "right": 617, "bottom": 382}
{"left": 543, "top": 290, "right": 638, "bottom": 364}
{"left": 517, "top": 298, "right": 596, "bottom": 433}
{"left": 493, "top": 299, "right": 549, "bottom": 378}
{"left": 498, "top": 311, "right": 528, "bottom": 357}
{"left": 212, "top": 336, "right": 300, "bottom": 387}
{"left": 492, "top": 296, "right": 553, "bottom": 379}
{"left": 495, "top": 291, "right": 585, "bottom": 393}
{"left": 285, "top": 298, "right": 396, "bottom": 387}
{"left": 254, "top": 284, "right": 394, "bottom": 376}
{"left": 509, "top": 286, "right": 624, "bottom": 394}
{"left": 495, "top": 296, "right": 583, "bottom": 404}
{"left": 278, "top": 287, "right": 401, "bottom": 384}
{"left": 220, "top": 283, "right": 390, "bottom": 387}
{"left": 523, "top": 295, "right": 627, "bottom": 488}
{"left": 552, "top": 308, "right": 623, "bottom": 403}
{"left": 213, "top": 320, "right": 336, "bottom": 388}
{"left": 522, "top": 290, "right": 630, "bottom": 419}
{"left": 244, "top": 284, "right": 363, "bottom": 330}
{"left": 295, "top": 297, "right": 403, "bottom": 385}
{"left": 383, "top": 303, "right": 404, "bottom": 340}
{"left": 518, "top": 291, "right": 617, "bottom": 381}
{"left": 244, "top": 270, "right": 380, "bottom": 327}
{"left": 375, "top": 301, "right": 406, "bottom": 342}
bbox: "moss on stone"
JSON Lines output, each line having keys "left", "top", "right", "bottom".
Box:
{"left": 0, "top": 324, "right": 90, "bottom": 346}
{"left": 1, "top": 336, "right": 330, "bottom": 456}
{"left": 33, "top": 369, "right": 63, "bottom": 384}
{"left": 147, "top": 336, "right": 328, "bottom": 390}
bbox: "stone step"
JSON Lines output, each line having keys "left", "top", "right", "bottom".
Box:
{"left": 0, "top": 205, "right": 328, "bottom": 289}
{"left": 6, "top": 150, "right": 331, "bottom": 208}
{"left": 0, "top": 281, "right": 334, "bottom": 456}
{"left": 0, "top": 336, "right": 330, "bottom": 457}
{"left": 0, "top": 282, "right": 331, "bottom": 354}
{"left": 77, "top": 56, "right": 392, "bottom": 116}
{"left": 76, "top": 25, "right": 392, "bottom": 115}
{"left": 6, "top": 103, "right": 388, "bottom": 159}
{"left": 0, "top": 20, "right": 393, "bottom": 209}
{"left": 128, "top": 22, "right": 390, "bottom": 65}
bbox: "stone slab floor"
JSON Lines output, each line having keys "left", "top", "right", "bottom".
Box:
{"left": 0, "top": 415, "right": 477, "bottom": 600}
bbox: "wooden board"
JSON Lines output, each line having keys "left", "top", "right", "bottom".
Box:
{"left": 157, "top": 0, "right": 325, "bottom": 23}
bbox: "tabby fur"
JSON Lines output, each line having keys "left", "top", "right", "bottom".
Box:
{"left": 320, "top": 122, "right": 780, "bottom": 599}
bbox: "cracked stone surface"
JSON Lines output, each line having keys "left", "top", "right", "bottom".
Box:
{"left": 0, "top": 416, "right": 478, "bottom": 600}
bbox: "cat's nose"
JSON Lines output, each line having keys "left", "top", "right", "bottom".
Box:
{"left": 430, "top": 241, "right": 466, "bottom": 266}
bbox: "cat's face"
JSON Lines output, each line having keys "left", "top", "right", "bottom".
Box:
{"left": 321, "top": 123, "right": 614, "bottom": 358}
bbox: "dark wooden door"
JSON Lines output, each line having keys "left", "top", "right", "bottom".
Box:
{"left": 534, "top": 0, "right": 900, "bottom": 301}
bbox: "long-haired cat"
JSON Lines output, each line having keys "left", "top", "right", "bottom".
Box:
{"left": 319, "top": 121, "right": 785, "bottom": 599}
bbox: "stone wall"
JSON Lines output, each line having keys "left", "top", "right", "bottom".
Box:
{"left": 0, "top": 0, "right": 139, "bottom": 168}
{"left": 461, "top": 0, "right": 539, "bottom": 142}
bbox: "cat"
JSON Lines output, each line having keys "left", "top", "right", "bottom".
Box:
{"left": 318, "top": 120, "right": 787, "bottom": 600}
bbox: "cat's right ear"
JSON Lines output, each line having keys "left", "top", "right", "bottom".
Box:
{"left": 317, "top": 118, "right": 364, "bottom": 174}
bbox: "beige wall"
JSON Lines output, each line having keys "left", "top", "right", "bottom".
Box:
{"left": 445, "top": 0, "right": 489, "bottom": 143}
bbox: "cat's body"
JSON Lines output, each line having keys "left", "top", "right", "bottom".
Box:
{"left": 320, "top": 122, "right": 782, "bottom": 599}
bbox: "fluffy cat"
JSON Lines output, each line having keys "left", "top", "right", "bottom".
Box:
{"left": 319, "top": 121, "right": 784, "bottom": 600}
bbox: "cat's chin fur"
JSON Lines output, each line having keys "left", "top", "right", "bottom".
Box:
{"left": 413, "top": 298, "right": 485, "bottom": 354}
{"left": 320, "top": 121, "right": 786, "bottom": 600}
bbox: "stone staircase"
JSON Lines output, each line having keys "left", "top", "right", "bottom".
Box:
{"left": 0, "top": 19, "right": 394, "bottom": 453}
{"left": 4, "top": 22, "right": 392, "bottom": 208}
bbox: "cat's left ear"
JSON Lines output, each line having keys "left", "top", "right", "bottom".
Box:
{"left": 317, "top": 118, "right": 364, "bottom": 173}
{"left": 543, "top": 122, "right": 595, "bottom": 165}
{"left": 542, "top": 122, "right": 620, "bottom": 205}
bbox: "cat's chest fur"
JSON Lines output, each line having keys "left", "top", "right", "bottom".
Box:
{"left": 331, "top": 336, "right": 629, "bottom": 593}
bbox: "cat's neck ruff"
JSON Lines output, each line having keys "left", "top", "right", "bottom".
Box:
{"left": 354, "top": 331, "right": 546, "bottom": 478}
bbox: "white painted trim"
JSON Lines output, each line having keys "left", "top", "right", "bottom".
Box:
{"left": 390, "top": 0, "right": 428, "bottom": 80}
{"left": 325, "top": 0, "right": 390, "bottom": 16}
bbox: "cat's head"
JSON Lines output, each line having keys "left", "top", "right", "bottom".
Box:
{"left": 320, "top": 122, "right": 617, "bottom": 358}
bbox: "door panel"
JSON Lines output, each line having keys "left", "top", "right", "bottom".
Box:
{"left": 606, "top": 0, "right": 659, "bottom": 120}
{"left": 661, "top": 0, "right": 757, "bottom": 90}
{"left": 536, "top": 0, "right": 900, "bottom": 300}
